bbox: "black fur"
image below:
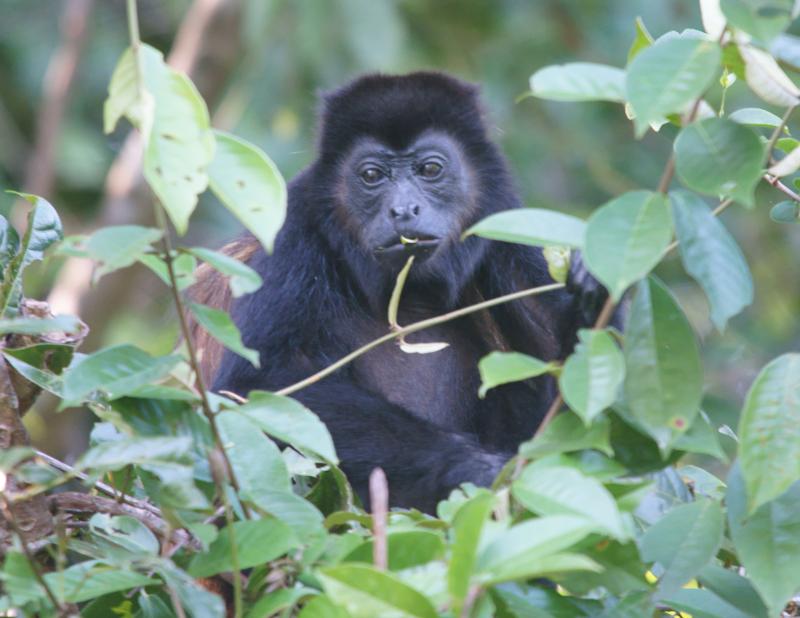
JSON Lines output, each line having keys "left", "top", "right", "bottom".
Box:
{"left": 212, "top": 72, "right": 610, "bottom": 513}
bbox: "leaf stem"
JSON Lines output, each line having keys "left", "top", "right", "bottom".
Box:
{"left": 765, "top": 105, "right": 796, "bottom": 164}
{"left": 276, "top": 282, "right": 565, "bottom": 396}
{"left": 126, "top": 0, "right": 141, "bottom": 49}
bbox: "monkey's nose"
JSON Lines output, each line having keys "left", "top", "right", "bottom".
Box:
{"left": 389, "top": 204, "right": 420, "bottom": 220}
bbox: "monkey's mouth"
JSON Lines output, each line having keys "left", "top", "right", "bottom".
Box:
{"left": 376, "top": 234, "right": 441, "bottom": 254}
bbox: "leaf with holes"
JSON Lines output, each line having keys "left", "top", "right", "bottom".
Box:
{"left": 208, "top": 130, "right": 287, "bottom": 253}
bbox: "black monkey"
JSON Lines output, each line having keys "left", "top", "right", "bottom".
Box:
{"left": 196, "top": 72, "right": 612, "bottom": 513}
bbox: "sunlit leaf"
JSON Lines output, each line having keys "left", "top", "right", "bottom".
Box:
{"left": 520, "top": 413, "right": 613, "bottom": 458}
{"left": 208, "top": 130, "right": 287, "bottom": 253}
{"left": 739, "top": 44, "right": 800, "bottom": 106}
{"left": 188, "top": 302, "right": 259, "bottom": 367}
{"left": 448, "top": 492, "right": 494, "bottom": 615}
{"left": 728, "top": 106, "right": 785, "bottom": 127}
{"left": 721, "top": 0, "right": 794, "bottom": 43}
{"left": 628, "top": 17, "right": 655, "bottom": 63}
{"left": 187, "top": 246, "right": 262, "bottom": 297}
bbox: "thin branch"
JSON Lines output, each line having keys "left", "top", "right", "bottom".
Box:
{"left": 276, "top": 282, "right": 565, "bottom": 397}
{"left": 765, "top": 105, "right": 796, "bottom": 164}
{"left": 766, "top": 173, "right": 800, "bottom": 202}
{"left": 0, "top": 492, "right": 68, "bottom": 616}
{"left": 369, "top": 468, "right": 388, "bottom": 571}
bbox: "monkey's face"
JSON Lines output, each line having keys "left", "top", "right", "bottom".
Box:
{"left": 338, "top": 131, "right": 476, "bottom": 270}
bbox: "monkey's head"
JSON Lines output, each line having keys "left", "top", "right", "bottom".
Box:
{"left": 312, "top": 72, "right": 519, "bottom": 304}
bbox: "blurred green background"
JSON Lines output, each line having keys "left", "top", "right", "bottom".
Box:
{"left": 1, "top": 0, "right": 797, "bottom": 459}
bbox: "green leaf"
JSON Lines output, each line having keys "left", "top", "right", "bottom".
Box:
{"left": 105, "top": 45, "right": 215, "bottom": 234}
{"left": 156, "top": 562, "right": 226, "bottom": 618}
{"left": 520, "top": 413, "right": 613, "bottom": 458}
{"left": 584, "top": 191, "right": 672, "bottom": 301}
{"left": 1, "top": 193, "right": 62, "bottom": 317}
{"left": 659, "top": 588, "right": 754, "bottom": 618}
{"left": 559, "top": 329, "right": 625, "bottom": 425}
{"left": 208, "top": 130, "right": 287, "bottom": 253}
{"left": 319, "top": 564, "right": 438, "bottom": 618}
{"left": 674, "top": 118, "right": 764, "bottom": 206}
{"left": 62, "top": 345, "right": 181, "bottom": 405}
{"left": 187, "top": 246, "right": 262, "bottom": 297}
{"left": 769, "top": 200, "right": 800, "bottom": 222}
{"left": 188, "top": 518, "right": 296, "bottom": 578}
{"left": 464, "top": 208, "right": 586, "bottom": 249}
{"left": 139, "top": 251, "right": 197, "bottom": 291}
{"left": 727, "top": 464, "right": 800, "bottom": 616}
{"left": 237, "top": 390, "right": 338, "bottom": 464}
{"left": 476, "top": 515, "right": 598, "bottom": 583}
{"left": 739, "top": 44, "right": 800, "bottom": 106}
{"left": 3, "top": 351, "right": 65, "bottom": 396}
{"left": 639, "top": 499, "right": 724, "bottom": 596}
{"left": 0, "top": 214, "right": 20, "bottom": 270}
{"left": 78, "top": 436, "right": 192, "bottom": 471}
{"left": 491, "top": 584, "right": 604, "bottom": 618}
{"left": 623, "top": 278, "right": 703, "bottom": 451}
{"left": 344, "top": 531, "right": 444, "bottom": 571}
{"left": 728, "top": 106, "right": 785, "bottom": 127}
{"left": 528, "top": 63, "right": 626, "bottom": 103}
{"left": 628, "top": 17, "right": 655, "bottom": 63}
{"left": 697, "top": 564, "right": 769, "bottom": 618}
{"left": 188, "top": 302, "right": 259, "bottom": 367}
{"left": 721, "top": 0, "right": 794, "bottom": 43}
{"left": 296, "top": 596, "right": 350, "bottom": 618}
{"left": 0, "top": 315, "right": 81, "bottom": 336}
{"left": 674, "top": 411, "right": 728, "bottom": 461}
{"left": 42, "top": 561, "right": 155, "bottom": 604}
{"left": 626, "top": 37, "right": 721, "bottom": 137}
{"left": 737, "top": 353, "right": 800, "bottom": 512}
{"left": 513, "top": 463, "right": 628, "bottom": 540}
{"left": 670, "top": 190, "right": 753, "bottom": 330}
{"left": 79, "top": 225, "right": 163, "bottom": 279}
{"left": 448, "top": 492, "right": 494, "bottom": 615}
{"left": 477, "top": 352, "right": 556, "bottom": 398}
{"left": 216, "top": 410, "right": 290, "bottom": 495}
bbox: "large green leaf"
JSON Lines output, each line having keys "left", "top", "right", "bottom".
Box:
{"left": 0, "top": 315, "right": 81, "bottom": 336}
{"left": 528, "top": 63, "right": 626, "bottom": 102}
{"left": 623, "top": 278, "right": 703, "bottom": 451}
{"left": 584, "top": 191, "right": 672, "bottom": 301}
{"left": 670, "top": 190, "right": 753, "bottom": 330}
{"left": 626, "top": 37, "right": 721, "bottom": 137}
{"left": 319, "top": 564, "right": 438, "bottom": 618}
{"left": 721, "top": 0, "right": 795, "bottom": 43}
{"left": 104, "top": 45, "right": 215, "bottom": 234}
{"left": 42, "top": 561, "right": 155, "bottom": 604}
{"left": 659, "top": 588, "right": 754, "bottom": 618}
{"left": 559, "top": 329, "right": 625, "bottom": 425}
{"left": 187, "top": 246, "right": 262, "bottom": 297}
{"left": 727, "top": 464, "right": 800, "bottom": 616}
{"left": 236, "top": 390, "right": 337, "bottom": 464}
{"left": 187, "top": 518, "right": 296, "bottom": 578}
{"left": 476, "top": 515, "right": 598, "bottom": 583}
{"left": 728, "top": 106, "right": 785, "bottom": 128}
{"left": 448, "top": 492, "right": 494, "bottom": 615}
{"left": 639, "top": 499, "right": 724, "bottom": 596}
{"left": 464, "top": 208, "right": 586, "bottom": 249}
{"left": 344, "top": 531, "right": 444, "bottom": 571}
{"left": 62, "top": 345, "right": 181, "bottom": 405}
{"left": 673, "top": 118, "right": 764, "bottom": 207}
{"left": 208, "top": 130, "right": 287, "bottom": 253}
{"left": 1, "top": 194, "right": 62, "bottom": 317}
{"left": 513, "top": 462, "right": 628, "bottom": 540}
{"left": 78, "top": 436, "right": 191, "bottom": 471}
{"left": 697, "top": 564, "right": 769, "bottom": 618}
{"left": 737, "top": 353, "right": 800, "bottom": 512}
{"left": 477, "top": 352, "right": 556, "bottom": 398}
{"left": 188, "top": 302, "right": 260, "bottom": 367}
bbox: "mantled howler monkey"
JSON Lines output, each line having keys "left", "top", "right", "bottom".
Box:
{"left": 193, "top": 72, "right": 613, "bottom": 513}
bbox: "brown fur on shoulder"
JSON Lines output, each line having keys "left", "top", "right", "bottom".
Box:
{"left": 188, "top": 236, "right": 260, "bottom": 385}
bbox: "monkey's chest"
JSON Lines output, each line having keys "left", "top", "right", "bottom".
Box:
{"left": 352, "top": 319, "right": 483, "bottom": 431}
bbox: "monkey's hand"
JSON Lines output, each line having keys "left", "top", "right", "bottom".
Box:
{"left": 566, "top": 251, "right": 609, "bottom": 325}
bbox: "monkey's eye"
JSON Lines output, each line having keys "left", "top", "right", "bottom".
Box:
{"left": 419, "top": 161, "right": 443, "bottom": 179}
{"left": 360, "top": 167, "right": 385, "bottom": 185}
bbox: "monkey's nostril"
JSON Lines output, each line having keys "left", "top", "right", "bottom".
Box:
{"left": 411, "top": 205, "right": 420, "bottom": 216}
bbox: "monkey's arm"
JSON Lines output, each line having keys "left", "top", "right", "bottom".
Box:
{"left": 213, "top": 366, "right": 509, "bottom": 513}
